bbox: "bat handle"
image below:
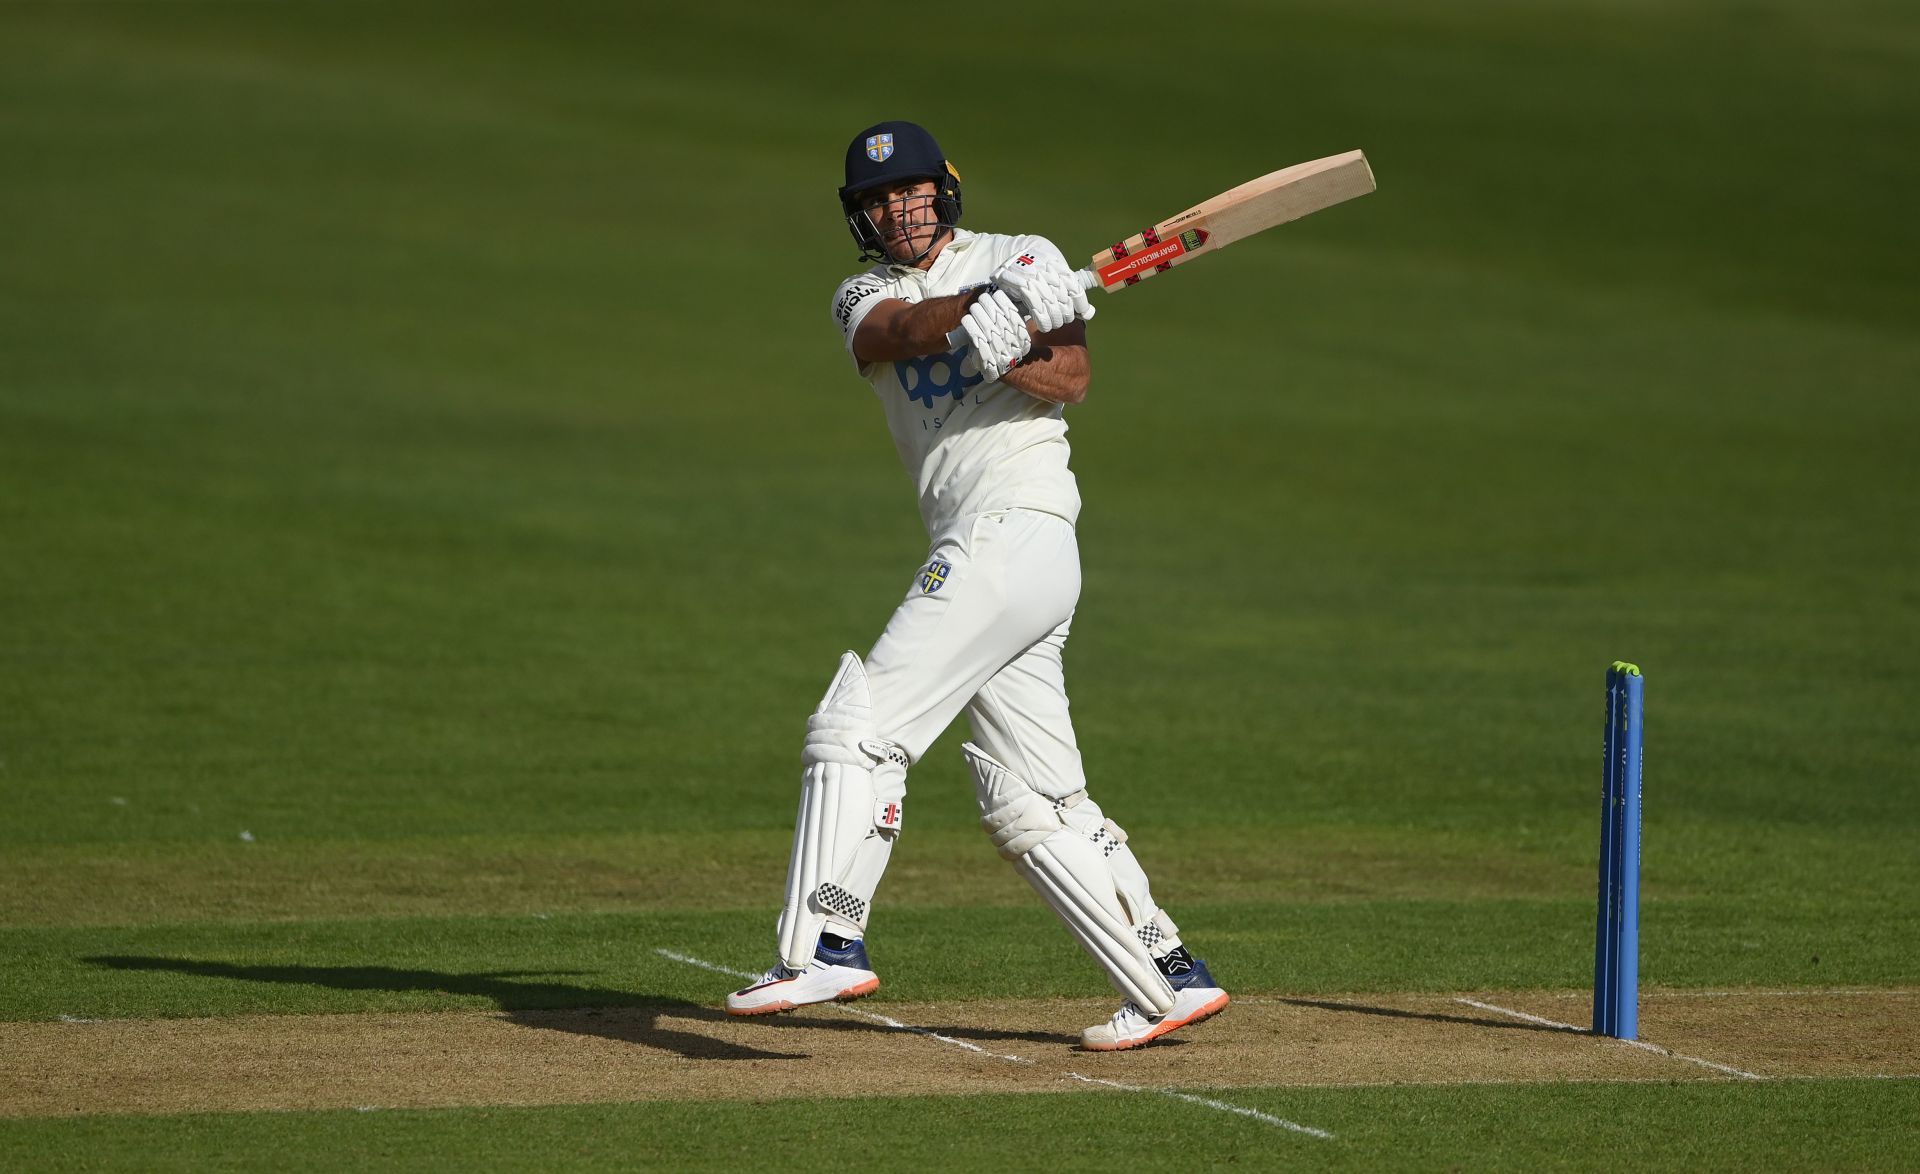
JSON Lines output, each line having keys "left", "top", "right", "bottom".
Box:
{"left": 942, "top": 269, "right": 1101, "bottom": 351}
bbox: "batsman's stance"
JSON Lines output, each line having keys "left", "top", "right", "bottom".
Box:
{"left": 725, "top": 121, "right": 1228, "bottom": 1050}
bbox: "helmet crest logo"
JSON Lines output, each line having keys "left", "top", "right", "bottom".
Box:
{"left": 865, "top": 133, "right": 895, "bottom": 162}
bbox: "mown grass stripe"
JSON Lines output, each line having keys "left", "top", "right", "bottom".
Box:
{"left": 1064, "top": 1073, "right": 1336, "bottom": 1140}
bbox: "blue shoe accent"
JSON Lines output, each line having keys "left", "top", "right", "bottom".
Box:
{"left": 814, "top": 935, "right": 872, "bottom": 969}
{"left": 1169, "top": 957, "right": 1217, "bottom": 990}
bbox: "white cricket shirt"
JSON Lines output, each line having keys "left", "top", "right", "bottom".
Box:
{"left": 831, "top": 229, "right": 1082, "bottom": 537}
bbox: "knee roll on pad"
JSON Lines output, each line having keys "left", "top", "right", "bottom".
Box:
{"left": 964, "top": 742, "right": 1176, "bottom": 1016}
{"left": 776, "top": 653, "right": 908, "bottom": 969}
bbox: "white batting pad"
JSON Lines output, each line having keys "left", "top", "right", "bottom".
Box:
{"left": 776, "top": 653, "right": 908, "bottom": 969}
{"left": 964, "top": 742, "right": 1175, "bottom": 1015}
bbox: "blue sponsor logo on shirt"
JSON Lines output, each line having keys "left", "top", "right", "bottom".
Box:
{"left": 895, "top": 348, "right": 984, "bottom": 409}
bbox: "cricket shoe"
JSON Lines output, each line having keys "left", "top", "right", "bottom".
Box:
{"left": 1079, "top": 953, "right": 1229, "bottom": 1051}
{"left": 725, "top": 935, "right": 880, "bottom": 1016}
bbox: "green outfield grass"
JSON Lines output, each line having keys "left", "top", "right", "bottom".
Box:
{"left": 4, "top": 1081, "right": 1917, "bottom": 1172}
{"left": 2, "top": 0, "right": 1915, "bottom": 1167}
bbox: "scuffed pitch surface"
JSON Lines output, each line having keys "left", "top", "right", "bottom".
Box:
{"left": 4, "top": 991, "right": 1912, "bottom": 1119}
{"left": 1523, "top": 988, "right": 1920, "bottom": 1079}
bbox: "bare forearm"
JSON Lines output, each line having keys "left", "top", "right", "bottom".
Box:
{"left": 1002, "top": 319, "right": 1090, "bottom": 404}
{"left": 1002, "top": 340, "right": 1089, "bottom": 405}
{"left": 852, "top": 293, "right": 980, "bottom": 363}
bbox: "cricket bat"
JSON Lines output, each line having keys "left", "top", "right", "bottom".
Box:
{"left": 947, "top": 149, "right": 1374, "bottom": 348}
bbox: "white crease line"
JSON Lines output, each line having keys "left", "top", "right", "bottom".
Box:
{"left": 1456, "top": 998, "right": 1766, "bottom": 1081}
{"left": 1065, "top": 1074, "right": 1335, "bottom": 1140}
{"left": 655, "top": 947, "right": 1330, "bottom": 1137}
{"left": 653, "top": 948, "right": 756, "bottom": 981}
{"left": 1453, "top": 998, "right": 1584, "bottom": 1033}
{"left": 835, "top": 1005, "right": 1033, "bottom": 1064}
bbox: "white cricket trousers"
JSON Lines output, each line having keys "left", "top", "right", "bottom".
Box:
{"left": 865, "top": 507, "right": 1087, "bottom": 799}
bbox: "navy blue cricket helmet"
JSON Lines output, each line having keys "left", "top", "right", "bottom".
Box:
{"left": 839, "top": 120, "right": 962, "bottom": 264}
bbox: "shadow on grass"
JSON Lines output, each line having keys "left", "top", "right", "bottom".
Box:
{"left": 83, "top": 955, "right": 1086, "bottom": 1052}
{"left": 81, "top": 955, "right": 846, "bottom": 1060}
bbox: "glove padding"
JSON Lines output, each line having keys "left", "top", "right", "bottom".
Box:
{"left": 992, "top": 252, "right": 1091, "bottom": 333}
{"left": 961, "top": 289, "right": 1034, "bottom": 383}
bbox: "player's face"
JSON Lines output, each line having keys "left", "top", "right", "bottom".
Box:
{"left": 861, "top": 180, "right": 941, "bottom": 263}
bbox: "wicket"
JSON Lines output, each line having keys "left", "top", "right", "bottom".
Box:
{"left": 1594, "top": 661, "right": 1644, "bottom": 1039}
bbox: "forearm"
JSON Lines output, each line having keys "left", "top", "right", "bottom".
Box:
{"left": 1002, "top": 339, "right": 1089, "bottom": 404}
{"left": 853, "top": 292, "right": 982, "bottom": 363}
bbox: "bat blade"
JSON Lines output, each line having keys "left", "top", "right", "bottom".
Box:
{"left": 1086, "top": 149, "right": 1374, "bottom": 292}
{"left": 942, "top": 150, "right": 1375, "bottom": 350}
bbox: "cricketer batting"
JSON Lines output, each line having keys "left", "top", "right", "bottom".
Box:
{"left": 724, "top": 121, "right": 1229, "bottom": 1051}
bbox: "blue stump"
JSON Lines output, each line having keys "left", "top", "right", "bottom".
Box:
{"left": 1594, "top": 662, "right": 1643, "bottom": 1039}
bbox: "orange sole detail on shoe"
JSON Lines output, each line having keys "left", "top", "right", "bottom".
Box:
{"left": 1081, "top": 991, "right": 1232, "bottom": 1052}
{"left": 725, "top": 999, "right": 796, "bottom": 1017}
{"left": 726, "top": 976, "right": 878, "bottom": 1017}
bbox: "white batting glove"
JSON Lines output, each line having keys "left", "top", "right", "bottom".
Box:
{"left": 1068, "top": 276, "right": 1096, "bottom": 325}
{"left": 961, "top": 289, "right": 1033, "bottom": 382}
{"left": 992, "top": 252, "right": 1093, "bottom": 332}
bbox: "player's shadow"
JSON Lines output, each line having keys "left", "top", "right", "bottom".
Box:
{"left": 81, "top": 955, "right": 849, "bottom": 1061}
{"left": 1274, "top": 996, "right": 1579, "bottom": 1034}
